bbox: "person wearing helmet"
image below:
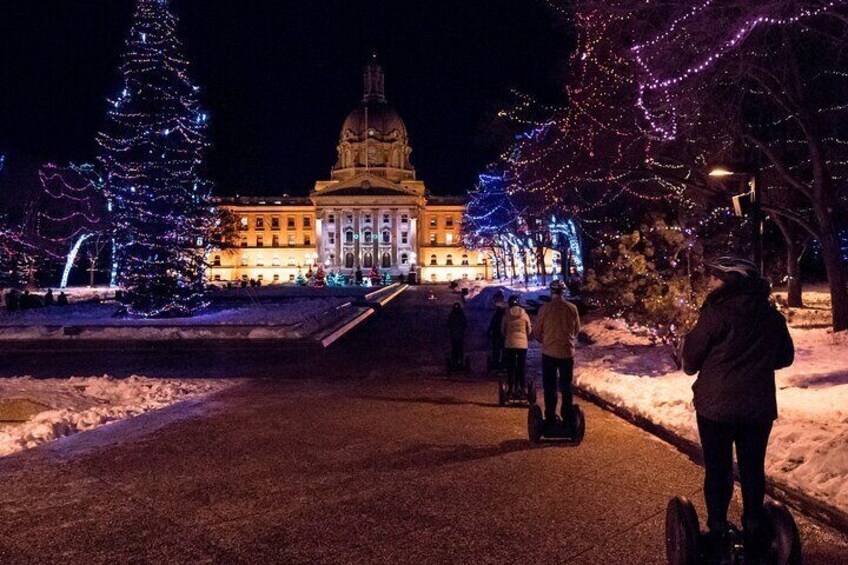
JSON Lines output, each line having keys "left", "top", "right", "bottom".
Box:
{"left": 501, "top": 294, "right": 532, "bottom": 394}
{"left": 683, "top": 256, "right": 794, "bottom": 562}
{"left": 487, "top": 290, "right": 508, "bottom": 369}
{"left": 532, "top": 279, "right": 581, "bottom": 431}
{"left": 447, "top": 302, "right": 468, "bottom": 367}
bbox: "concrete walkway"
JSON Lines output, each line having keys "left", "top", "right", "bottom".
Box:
{"left": 1, "top": 286, "right": 846, "bottom": 564}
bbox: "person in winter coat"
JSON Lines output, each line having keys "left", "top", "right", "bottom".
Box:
{"left": 487, "top": 291, "right": 507, "bottom": 369}
{"left": 447, "top": 302, "right": 468, "bottom": 366}
{"left": 683, "top": 257, "right": 794, "bottom": 562}
{"left": 501, "top": 295, "right": 532, "bottom": 393}
{"left": 532, "top": 279, "right": 580, "bottom": 431}
{"left": 43, "top": 289, "right": 54, "bottom": 307}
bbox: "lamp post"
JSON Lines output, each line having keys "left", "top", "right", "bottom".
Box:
{"left": 709, "top": 165, "right": 763, "bottom": 274}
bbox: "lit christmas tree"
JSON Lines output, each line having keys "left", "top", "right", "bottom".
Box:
{"left": 97, "top": 0, "right": 214, "bottom": 317}
{"left": 313, "top": 265, "right": 326, "bottom": 288}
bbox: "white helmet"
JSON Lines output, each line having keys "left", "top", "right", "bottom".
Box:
{"left": 707, "top": 256, "right": 758, "bottom": 278}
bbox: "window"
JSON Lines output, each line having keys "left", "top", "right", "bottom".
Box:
{"left": 382, "top": 230, "right": 390, "bottom": 244}
{"left": 345, "top": 230, "right": 354, "bottom": 244}
{"left": 328, "top": 233, "right": 336, "bottom": 245}
{"left": 288, "top": 257, "right": 296, "bottom": 266}
{"left": 364, "top": 214, "right": 372, "bottom": 225}
{"left": 256, "top": 256, "right": 265, "bottom": 266}
{"left": 401, "top": 214, "right": 409, "bottom": 224}
{"left": 257, "top": 274, "right": 264, "bottom": 282}
{"left": 401, "top": 253, "right": 409, "bottom": 265}
{"left": 430, "top": 254, "right": 438, "bottom": 266}
{"left": 430, "top": 233, "right": 437, "bottom": 244}
{"left": 240, "top": 238, "right": 248, "bottom": 248}
{"left": 429, "top": 218, "right": 437, "bottom": 228}
{"left": 303, "top": 217, "right": 311, "bottom": 229}
{"left": 445, "top": 233, "right": 454, "bottom": 245}
{"left": 289, "top": 274, "right": 296, "bottom": 282}
{"left": 462, "top": 273, "right": 469, "bottom": 280}
{"left": 241, "top": 256, "right": 249, "bottom": 267}
{"left": 446, "top": 254, "right": 454, "bottom": 266}
{"left": 272, "top": 235, "right": 280, "bottom": 247}
{"left": 304, "top": 235, "right": 311, "bottom": 246}
{"left": 287, "top": 217, "right": 295, "bottom": 230}
{"left": 363, "top": 231, "right": 373, "bottom": 245}
{"left": 328, "top": 214, "right": 335, "bottom": 224}
{"left": 239, "top": 217, "right": 248, "bottom": 231}
{"left": 288, "top": 234, "right": 296, "bottom": 246}
{"left": 345, "top": 253, "right": 355, "bottom": 268}
{"left": 271, "top": 217, "right": 280, "bottom": 230}
{"left": 461, "top": 254, "right": 469, "bottom": 266}
{"left": 401, "top": 232, "right": 408, "bottom": 245}
{"left": 256, "top": 217, "right": 265, "bottom": 230}
{"left": 383, "top": 213, "right": 390, "bottom": 224}
{"left": 273, "top": 274, "right": 280, "bottom": 283}
{"left": 256, "top": 235, "right": 264, "bottom": 248}
{"left": 213, "top": 274, "right": 222, "bottom": 281}
{"left": 446, "top": 217, "right": 454, "bottom": 228}
{"left": 242, "top": 274, "right": 249, "bottom": 282}
{"left": 382, "top": 253, "right": 391, "bottom": 268}
{"left": 363, "top": 252, "right": 373, "bottom": 268}
{"left": 345, "top": 213, "right": 353, "bottom": 225}
{"left": 272, "top": 256, "right": 281, "bottom": 267}
{"left": 430, "top": 273, "right": 437, "bottom": 282}
{"left": 212, "top": 255, "right": 221, "bottom": 267}
{"left": 329, "top": 254, "right": 335, "bottom": 265}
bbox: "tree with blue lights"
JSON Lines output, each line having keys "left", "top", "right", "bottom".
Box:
{"left": 98, "top": 0, "right": 214, "bottom": 317}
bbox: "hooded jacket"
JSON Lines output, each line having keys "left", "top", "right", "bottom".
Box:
{"left": 683, "top": 277, "right": 794, "bottom": 423}
{"left": 501, "top": 305, "right": 532, "bottom": 349}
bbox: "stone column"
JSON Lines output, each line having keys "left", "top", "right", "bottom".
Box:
{"left": 334, "top": 208, "right": 342, "bottom": 267}
{"left": 353, "top": 208, "right": 360, "bottom": 269}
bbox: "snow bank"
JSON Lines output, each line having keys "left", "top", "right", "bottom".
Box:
{"left": 0, "top": 376, "right": 234, "bottom": 456}
{"left": 575, "top": 318, "right": 848, "bottom": 514}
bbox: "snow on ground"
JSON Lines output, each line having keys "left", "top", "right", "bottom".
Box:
{"left": 574, "top": 317, "right": 848, "bottom": 514}
{"left": 0, "top": 376, "right": 235, "bottom": 457}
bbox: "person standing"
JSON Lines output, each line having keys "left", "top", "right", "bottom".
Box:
{"left": 447, "top": 302, "right": 468, "bottom": 367}
{"left": 501, "top": 294, "right": 531, "bottom": 394}
{"left": 532, "top": 279, "right": 580, "bottom": 431}
{"left": 683, "top": 257, "right": 794, "bottom": 562}
{"left": 487, "top": 291, "right": 507, "bottom": 369}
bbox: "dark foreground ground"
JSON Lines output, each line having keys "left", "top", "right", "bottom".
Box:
{"left": 1, "top": 286, "right": 846, "bottom": 564}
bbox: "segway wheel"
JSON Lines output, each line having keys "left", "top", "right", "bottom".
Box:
{"left": 498, "top": 381, "right": 506, "bottom": 407}
{"left": 528, "top": 403, "right": 544, "bottom": 443}
{"left": 665, "top": 496, "right": 701, "bottom": 565}
{"left": 572, "top": 404, "right": 586, "bottom": 444}
{"left": 764, "top": 500, "right": 802, "bottom": 565}
{"left": 527, "top": 380, "right": 537, "bottom": 405}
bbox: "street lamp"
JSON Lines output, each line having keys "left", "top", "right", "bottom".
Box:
{"left": 708, "top": 164, "right": 763, "bottom": 274}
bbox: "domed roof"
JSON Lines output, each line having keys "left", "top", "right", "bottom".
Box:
{"left": 341, "top": 101, "right": 407, "bottom": 140}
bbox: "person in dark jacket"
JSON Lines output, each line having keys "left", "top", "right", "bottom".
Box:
{"left": 447, "top": 302, "right": 468, "bottom": 366}
{"left": 683, "top": 256, "right": 794, "bottom": 562}
{"left": 486, "top": 291, "right": 507, "bottom": 369}
{"left": 44, "top": 289, "right": 54, "bottom": 307}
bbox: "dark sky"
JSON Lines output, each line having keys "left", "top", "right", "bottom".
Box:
{"left": 0, "top": 1, "right": 571, "bottom": 197}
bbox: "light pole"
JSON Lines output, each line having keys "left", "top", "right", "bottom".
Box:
{"left": 709, "top": 165, "right": 763, "bottom": 274}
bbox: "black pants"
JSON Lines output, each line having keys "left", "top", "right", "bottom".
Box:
{"left": 696, "top": 415, "right": 773, "bottom": 532}
{"left": 491, "top": 336, "right": 505, "bottom": 367}
{"left": 541, "top": 355, "right": 574, "bottom": 423}
{"left": 450, "top": 339, "right": 464, "bottom": 365}
{"left": 504, "top": 348, "right": 527, "bottom": 390}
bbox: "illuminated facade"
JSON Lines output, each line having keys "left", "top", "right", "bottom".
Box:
{"left": 209, "top": 60, "right": 489, "bottom": 284}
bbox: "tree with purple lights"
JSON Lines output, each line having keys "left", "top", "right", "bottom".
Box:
{"left": 98, "top": 0, "right": 214, "bottom": 317}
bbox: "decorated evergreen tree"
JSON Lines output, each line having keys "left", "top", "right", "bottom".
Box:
{"left": 381, "top": 271, "right": 393, "bottom": 286}
{"left": 295, "top": 269, "right": 306, "bottom": 286}
{"left": 313, "top": 266, "right": 326, "bottom": 288}
{"left": 369, "top": 266, "right": 381, "bottom": 286}
{"left": 98, "top": 0, "right": 214, "bottom": 317}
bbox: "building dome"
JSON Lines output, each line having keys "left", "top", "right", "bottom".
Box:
{"left": 332, "top": 57, "right": 415, "bottom": 181}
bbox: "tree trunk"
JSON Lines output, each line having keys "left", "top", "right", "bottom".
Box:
{"left": 89, "top": 258, "right": 97, "bottom": 287}
{"left": 537, "top": 245, "right": 548, "bottom": 286}
{"left": 815, "top": 204, "right": 848, "bottom": 331}
{"left": 773, "top": 215, "right": 803, "bottom": 308}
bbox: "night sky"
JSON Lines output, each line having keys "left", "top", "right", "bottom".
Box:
{"left": 0, "top": 1, "right": 571, "bottom": 197}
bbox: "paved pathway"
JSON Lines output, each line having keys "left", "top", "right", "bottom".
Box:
{"left": 1, "top": 286, "right": 847, "bottom": 564}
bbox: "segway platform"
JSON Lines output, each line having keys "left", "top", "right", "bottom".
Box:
{"left": 527, "top": 402, "right": 585, "bottom": 444}
{"left": 498, "top": 379, "right": 536, "bottom": 407}
{"left": 665, "top": 496, "right": 802, "bottom": 565}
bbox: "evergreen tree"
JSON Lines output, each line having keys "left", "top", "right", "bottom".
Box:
{"left": 313, "top": 266, "right": 326, "bottom": 288}
{"left": 98, "top": 0, "right": 213, "bottom": 317}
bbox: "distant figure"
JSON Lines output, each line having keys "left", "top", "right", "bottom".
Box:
{"left": 57, "top": 291, "right": 69, "bottom": 306}
{"left": 20, "top": 290, "right": 31, "bottom": 310}
{"left": 447, "top": 302, "right": 468, "bottom": 366}
{"left": 44, "top": 288, "right": 54, "bottom": 307}
{"left": 501, "top": 295, "right": 531, "bottom": 394}
{"left": 5, "top": 290, "right": 19, "bottom": 312}
{"left": 683, "top": 257, "right": 794, "bottom": 562}
{"left": 486, "top": 290, "right": 507, "bottom": 369}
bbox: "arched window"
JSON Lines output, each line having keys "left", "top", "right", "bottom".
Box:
{"left": 345, "top": 253, "right": 355, "bottom": 269}
{"left": 363, "top": 252, "right": 373, "bottom": 268}
{"left": 430, "top": 254, "right": 438, "bottom": 266}
{"left": 212, "top": 255, "right": 221, "bottom": 267}
{"left": 345, "top": 230, "right": 354, "bottom": 244}
{"left": 446, "top": 254, "right": 454, "bottom": 266}
{"left": 363, "top": 230, "right": 373, "bottom": 245}
{"left": 382, "top": 230, "right": 391, "bottom": 244}
{"left": 461, "top": 254, "right": 469, "bottom": 266}
{"left": 401, "top": 253, "right": 409, "bottom": 265}
{"left": 382, "top": 253, "right": 391, "bottom": 268}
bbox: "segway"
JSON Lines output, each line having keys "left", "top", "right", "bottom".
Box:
{"left": 527, "top": 402, "right": 585, "bottom": 444}
{"left": 498, "top": 378, "right": 537, "bottom": 407}
{"left": 665, "top": 496, "right": 802, "bottom": 565}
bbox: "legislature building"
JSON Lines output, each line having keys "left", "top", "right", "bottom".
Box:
{"left": 209, "top": 59, "right": 490, "bottom": 284}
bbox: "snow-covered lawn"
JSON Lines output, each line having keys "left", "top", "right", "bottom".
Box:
{"left": 575, "top": 317, "right": 848, "bottom": 515}
{"left": 0, "top": 376, "right": 235, "bottom": 457}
